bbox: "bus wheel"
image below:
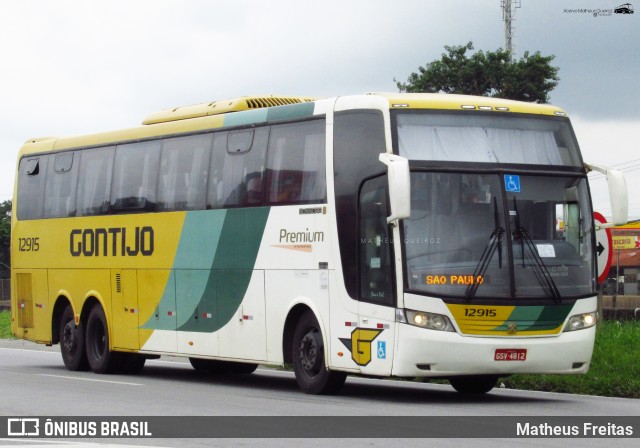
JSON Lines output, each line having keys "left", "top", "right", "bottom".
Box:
{"left": 449, "top": 375, "right": 499, "bottom": 394}
{"left": 85, "top": 305, "right": 120, "bottom": 374}
{"left": 59, "top": 304, "right": 89, "bottom": 371}
{"left": 292, "top": 310, "right": 346, "bottom": 395}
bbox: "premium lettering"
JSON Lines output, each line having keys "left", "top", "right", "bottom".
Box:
{"left": 279, "top": 228, "right": 324, "bottom": 244}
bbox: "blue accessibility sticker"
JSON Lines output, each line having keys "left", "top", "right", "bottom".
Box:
{"left": 504, "top": 174, "right": 521, "bottom": 193}
{"left": 377, "top": 341, "right": 386, "bottom": 360}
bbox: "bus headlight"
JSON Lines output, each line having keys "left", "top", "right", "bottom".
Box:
{"left": 402, "top": 309, "right": 455, "bottom": 332}
{"left": 563, "top": 312, "right": 597, "bottom": 332}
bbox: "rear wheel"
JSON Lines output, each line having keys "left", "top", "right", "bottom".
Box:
{"left": 449, "top": 375, "right": 499, "bottom": 394}
{"left": 85, "top": 305, "right": 121, "bottom": 374}
{"left": 292, "top": 310, "right": 346, "bottom": 394}
{"left": 59, "top": 304, "right": 89, "bottom": 371}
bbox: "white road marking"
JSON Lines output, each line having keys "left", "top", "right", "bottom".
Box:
{"left": 0, "top": 347, "right": 59, "bottom": 354}
{"left": 35, "top": 374, "right": 143, "bottom": 386}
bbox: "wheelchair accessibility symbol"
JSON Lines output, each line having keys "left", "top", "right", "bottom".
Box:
{"left": 504, "top": 175, "right": 521, "bottom": 193}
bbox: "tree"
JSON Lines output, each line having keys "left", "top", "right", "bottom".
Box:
{"left": 395, "top": 42, "right": 560, "bottom": 104}
{"left": 0, "top": 200, "right": 11, "bottom": 276}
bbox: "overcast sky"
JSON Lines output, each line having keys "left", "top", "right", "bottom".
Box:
{"left": 1, "top": 0, "right": 638, "bottom": 218}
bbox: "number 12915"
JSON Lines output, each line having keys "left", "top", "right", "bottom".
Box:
{"left": 464, "top": 308, "right": 497, "bottom": 317}
{"left": 18, "top": 237, "right": 40, "bottom": 252}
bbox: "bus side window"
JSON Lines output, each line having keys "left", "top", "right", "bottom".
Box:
{"left": 208, "top": 127, "right": 268, "bottom": 208}
{"left": 158, "top": 134, "right": 212, "bottom": 211}
{"left": 17, "top": 156, "right": 48, "bottom": 220}
{"left": 76, "top": 146, "right": 115, "bottom": 216}
{"left": 111, "top": 141, "right": 161, "bottom": 213}
{"left": 266, "top": 120, "right": 326, "bottom": 205}
{"left": 43, "top": 152, "right": 78, "bottom": 218}
{"left": 359, "top": 176, "right": 394, "bottom": 305}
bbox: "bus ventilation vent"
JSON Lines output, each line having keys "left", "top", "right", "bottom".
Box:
{"left": 115, "top": 274, "right": 122, "bottom": 293}
{"left": 245, "top": 97, "right": 309, "bottom": 109}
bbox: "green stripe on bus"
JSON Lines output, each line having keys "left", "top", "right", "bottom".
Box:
{"left": 177, "top": 207, "right": 270, "bottom": 332}
{"left": 142, "top": 207, "right": 270, "bottom": 332}
{"left": 266, "top": 102, "right": 315, "bottom": 122}
{"left": 223, "top": 109, "right": 269, "bottom": 127}
{"left": 493, "top": 304, "right": 573, "bottom": 332}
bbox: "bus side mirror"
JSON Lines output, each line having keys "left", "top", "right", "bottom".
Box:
{"left": 586, "top": 163, "right": 629, "bottom": 226}
{"left": 379, "top": 153, "right": 411, "bottom": 224}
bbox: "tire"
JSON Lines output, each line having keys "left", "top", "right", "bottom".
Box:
{"left": 85, "top": 305, "right": 121, "bottom": 374}
{"left": 292, "top": 310, "right": 346, "bottom": 395}
{"left": 449, "top": 375, "right": 499, "bottom": 394}
{"left": 189, "top": 358, "right": 258, "bottom": 374}
{"left": 59, "top": 304, "right": 89, "bottom": 371}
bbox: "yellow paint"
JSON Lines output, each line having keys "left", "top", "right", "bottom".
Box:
{"left": 447, "top": 304, "right": 563, "bottom": 336}
{"left": 350, "top": 328, "right": 383, "bottom": 366}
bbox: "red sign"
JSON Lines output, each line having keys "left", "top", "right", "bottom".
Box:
{"left": 594, "top": 212, "right": 613, "bottom": 284}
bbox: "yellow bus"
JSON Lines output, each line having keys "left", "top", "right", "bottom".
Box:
{"left": 11, "top": 93, "right": 628, "bottom": 394}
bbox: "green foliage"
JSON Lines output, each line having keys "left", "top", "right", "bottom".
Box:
{"left": 0, "top": 311, "right": 13, "bottom": 339}
{"left": 395, "top": 42, "right": 560, "bottom": 104}
{"left": 503, "top": 321, "right": 640, "bottom": 398}
{"left": 0, "top": 200, "right": 10, "bottom": 276}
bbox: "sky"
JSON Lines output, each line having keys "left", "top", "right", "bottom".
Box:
{"left": 1, "top": 0, "right": 638, "bottom": 219}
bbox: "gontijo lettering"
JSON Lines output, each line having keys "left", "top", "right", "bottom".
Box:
{"left": 70, "top": 226, "right": 154, "bottom": 256}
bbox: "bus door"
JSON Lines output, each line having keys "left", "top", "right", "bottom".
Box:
{"left": 356, "top": 176, "right": 396, "bottom": 376}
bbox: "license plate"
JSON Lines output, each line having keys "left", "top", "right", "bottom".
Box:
{"left": 494, "top": 348, "right": 527, "bottom": 361}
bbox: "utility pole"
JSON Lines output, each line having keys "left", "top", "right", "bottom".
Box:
{"left": 501, "top": 0, "right": 521, "bottom": 61}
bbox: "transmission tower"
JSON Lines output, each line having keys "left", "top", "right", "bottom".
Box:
{"left": 501, "top": 0, "right": 521, "bottom": 61}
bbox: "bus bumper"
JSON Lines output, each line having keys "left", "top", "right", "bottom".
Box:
{"left": 392, "top": 323, "right": 595, "bottom": 378}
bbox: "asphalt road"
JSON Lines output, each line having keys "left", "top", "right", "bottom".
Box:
{"left": 0, "top": 339, "right": 638, "bottom": 448}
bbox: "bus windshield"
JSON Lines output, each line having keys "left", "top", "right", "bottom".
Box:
{"left": 396, "top": 112, "right": 582, "bottom": 167}
{"left": 403, "top": 172, "right": 595, "bottom": 300}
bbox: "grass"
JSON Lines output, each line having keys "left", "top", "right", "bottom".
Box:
{"left": 502, "top": 320, "right": 640, "bottom": 399}
{"left": 0, "top": 310, "right": 637, "bottom": 398}
{"left": 0, "top": 310, "right": 14, "bottom": 339}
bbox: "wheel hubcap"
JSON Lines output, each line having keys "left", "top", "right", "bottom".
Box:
{"left": 62, "top": 321, "right": 77, "bottom": 354}
{"left": 299, "top": 330, "right": 322, "bottom": 374}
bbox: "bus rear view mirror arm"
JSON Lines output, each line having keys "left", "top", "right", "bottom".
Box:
{"left": 379, "top": 153, "right": 411, "bottom": 224}
{"left": 585, "top": 162, "right": 629, "bottom": 226}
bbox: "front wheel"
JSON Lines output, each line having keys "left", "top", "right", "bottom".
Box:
{"left": 292, "top": 310, "right": 346, "bottom": 395}
{"left": 449, "top": 375, "right": 499, "bottom": 394}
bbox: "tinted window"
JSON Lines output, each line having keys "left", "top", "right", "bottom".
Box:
{"left": 207, "top": 127, "right": 269, "bottom": 208}
{"left": 359, "top": 176, "right": 394, "bottom": 305}
{"left": 43, "top": 152, "right": 78, "bottom": 218}
{"left": 158, "top": 134, "right": 212, "bottom": 211}
{"left": 17, "top": 156, "right": 48, "bottom": 220}
{"left": 265, "top": 120, "right": 326, "bottom": 204}
{"left": 111, "top": 141, "right": 161, "bottom": 212}
{"left": 333, "top": 110, "right": 387, "bottom": 299}
{"left": 76, "top": 146, "right": 115, "bottom": 216}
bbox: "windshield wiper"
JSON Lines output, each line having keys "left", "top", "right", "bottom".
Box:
{"left": 465, "top": 198, "right": 504, "bottom": 301}
{"left": 512, "top": 198, "right": 562, "bottom": 302}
